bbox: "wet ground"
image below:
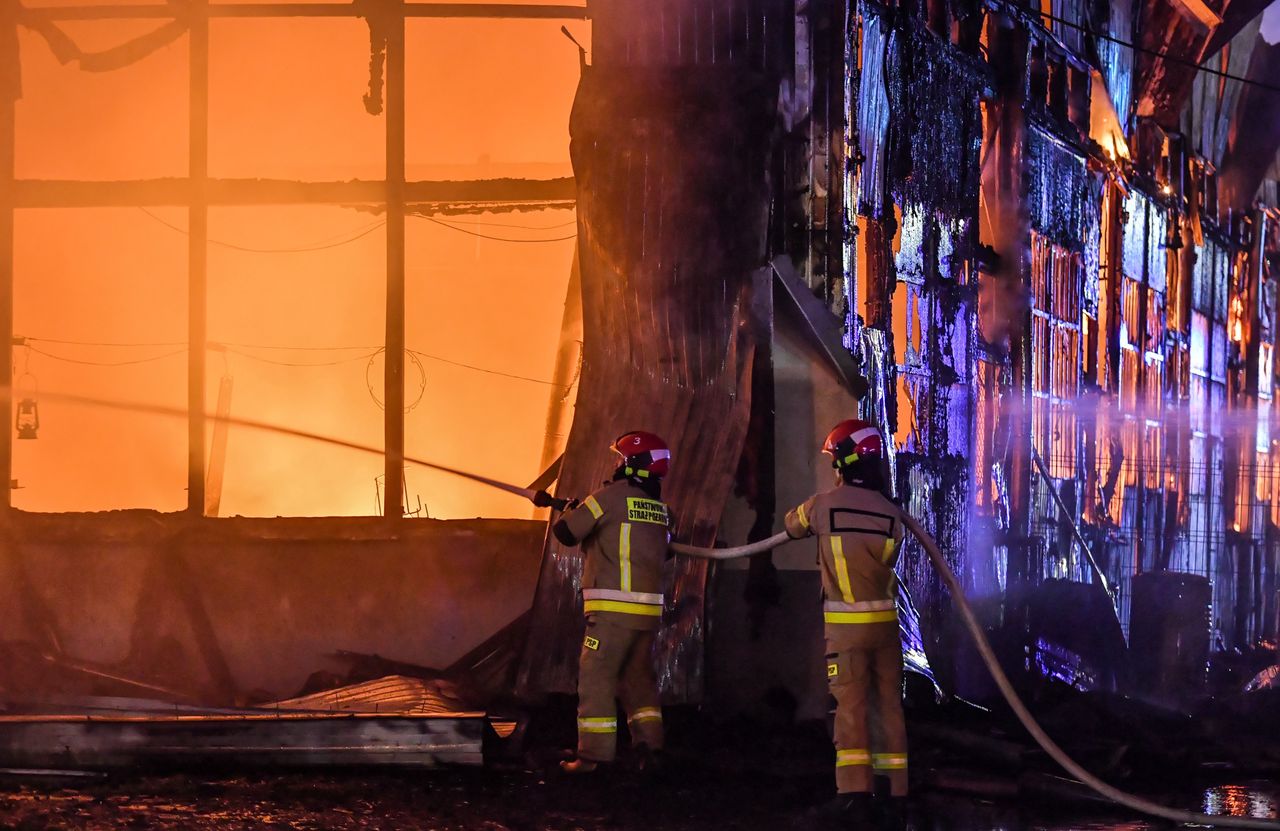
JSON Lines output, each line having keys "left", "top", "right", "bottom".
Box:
{"left": 2, "top": 691, "right": 1278, "bottom": 831}
{"left": 0, "top": 763, "right": 1274, "bottom": 830}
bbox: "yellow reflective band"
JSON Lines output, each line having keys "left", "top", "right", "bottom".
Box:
{"left": 583, "top": 599, "right": 663, "bottom": 616}
{"left": 629, "top": 707, "right": 662, "bottom": 723}
{"left": 824, "top": 610, "right": 899, "bottom": 624}
{"left": 577, "top": 718, "right": 617, "bottom": 733}
{"left": 584, "top": 496, "right": 604, "bottom": 519}
{"left": 882, "top": 537, "right": 896, "bottom": 564}
{"left": 831, "top": 536, "right": 855, "bottom": 603}
{"left": 796, "top": 502, "right": 810, "bottom": 530}
{"left": 836, "top": 748, "right": 871, "bottom": 767}
{"left": 873, "top": 753, "right": 908, "bottom": 770}
{"left": 619, "top": 522, "right": 632, "bottom": 592}
{"left": 842, "top": 452, "right": 859, "bottom": 465}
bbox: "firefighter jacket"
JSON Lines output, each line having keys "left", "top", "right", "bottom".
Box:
{"left": 784, "top": 483, "right": 905, "bottom": 648}
{"left": 558, "top": 478, "right": 672, "bottom": 631}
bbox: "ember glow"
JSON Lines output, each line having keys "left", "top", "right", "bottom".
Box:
{"left": 11, "top": 5, "right": 584, "bottom": 517}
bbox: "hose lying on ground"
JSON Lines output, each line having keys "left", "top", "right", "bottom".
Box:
{"left": 677, "top": 520, "right": 1280, "bottom": 829}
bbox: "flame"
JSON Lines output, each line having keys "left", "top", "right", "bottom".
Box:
{"left": 1229, "top": 295, "right": 1246, "bottom": 343}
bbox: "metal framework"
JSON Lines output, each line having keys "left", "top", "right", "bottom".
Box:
{"left": 0, "top": 0, "right": 588, "bottom": 517}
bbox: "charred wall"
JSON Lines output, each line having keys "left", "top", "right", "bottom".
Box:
{"left": 517, "top": 0, "right": 786, "bottom": 703}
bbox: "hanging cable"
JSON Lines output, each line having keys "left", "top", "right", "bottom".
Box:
{"left": 26, "top": 336, "right": 187, "bottom": 348}
{"left": 24, "top": 344, "right": 187, "bottom": 367}
{"left": 1032, "top": 9, "right": 1280, "bottom": 96}
{"left": 138, "top": 208, "right": 387, "bottom": 254}
{"left": 437, "top": 216, "right": 577, "bottom": 230}
{"left": 415, "top": 214, "right": 578, "bottom": 243}
{"left": 407, "top": 348, "right": 562, "bottom": 387}
{"left": 18, "top": 337, "right": 563, "bottom": 386}
{"left": 222, "top": 347, "right": 382, "bottom": 368}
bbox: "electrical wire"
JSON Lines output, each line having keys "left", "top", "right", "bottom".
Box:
{"left": 26, "top": 336, "right": 187, "bottom": 348}
{"left": 416, "top": 214, "right": 578, "bottom": 243}
{"left": 222, "top": 347, "right": 382, "bottom": 368}
{"left": 435, "top": 216, "right": 577, "bottom": 230}
{"left": 20, "top": 336, "right": 561, "bottom": 386}
{"left": 214, "top": 342, "right": 379, "bottom": 352}
{"left": 139, "top": 208, "right": 388, "bottom": 254}
{"left": 1033, "top": 9, "right": 1280, "bottom": 96}
{"left": 25, "top": 344, "right": 187, "bottom": 367}
{"left": 408, "top": 348, "right": 562, "bottom": 387}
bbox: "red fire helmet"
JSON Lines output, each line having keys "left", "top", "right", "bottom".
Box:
{"left": 610, "top": 430, "right": 671, "bottom": 478}
{"left": 822, "top": 419, "right": 883, "bottom": 468}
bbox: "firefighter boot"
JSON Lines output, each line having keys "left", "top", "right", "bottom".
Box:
{"left": 559, "top": 757, "right": 600, "bottom": 775}
{"left": 811, "top": 792, "right": 875, "bottom": 829}
{"left": 878, "top": 796, "right": 907, "bottom": 830}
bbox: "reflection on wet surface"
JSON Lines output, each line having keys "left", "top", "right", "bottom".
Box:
{"left": 0, "top": 771, "right": 1275, "bottom": 830}
{"left": 908, "top": 781, "right": 1278, "bottom": 830}
{"left": 1204, "top": 783, "right": 1279, "bottom": 820}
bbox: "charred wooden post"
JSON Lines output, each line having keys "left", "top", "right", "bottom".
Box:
{"left": 383, "top": 0, "right": 406, "bottom": 519}
{"left": 0, "top": 0, "right": 14, "bottom": 513}
{"left": 986, "top": 18, "right": 1033, "bottom": 608}
{"left": 187, "top": 0, "right": 209, "bottom": 515}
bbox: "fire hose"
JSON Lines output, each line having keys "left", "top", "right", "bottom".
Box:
{"left": 18, "top": 391, "right": 1280, "bottom": 826}
{"left": 675, "top": 517, "right": 1280, "bottom": 830}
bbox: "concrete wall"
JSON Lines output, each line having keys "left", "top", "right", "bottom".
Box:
{"left": 0, "top": 512, "right": 545, "bottom": 704}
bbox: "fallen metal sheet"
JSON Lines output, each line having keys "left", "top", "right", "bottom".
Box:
{"left": 0, "top": 711, "right": 485, "bottom": 770}
{"left": 271, "top": 675, "right": 467, "bottom": 716}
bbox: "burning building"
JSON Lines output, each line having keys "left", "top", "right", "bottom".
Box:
{"left": 1, "top": 0, "right": 1279, "bottom": 743}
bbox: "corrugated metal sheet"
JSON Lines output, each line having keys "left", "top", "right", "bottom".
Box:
{"left": 517, "top": 59, "right": 779, "bottom": 701}
{"left": 589, "top": 0, "right": 789, "bottom": 74}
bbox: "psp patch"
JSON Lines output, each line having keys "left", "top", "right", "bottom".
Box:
{"left": 827, "top": 663, "right": 839, "bottom": 678}
{"left": 626, "top": 497, "right": 669, "bottom": 525}
{"left": 584, "top": 635, "right": 600, "bottom": 651}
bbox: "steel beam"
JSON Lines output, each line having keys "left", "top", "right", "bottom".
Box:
{"left": 20, "top": 3, "right": 587, "bottom": 20}
{"left": 0, "top": 0, "right": 15, "bottom": 511}
{"left": 383, "top": 0, "right": 405, "bottom": 520}
{"left": 11, "top": 177, "right": 576, "bottom": 208}
{"left": 188, "top": 0, "right": 209, "bottom": 515}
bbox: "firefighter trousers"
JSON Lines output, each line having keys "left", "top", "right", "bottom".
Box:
{"left": 827, "top": 641, "right": 908, "bottom": 795}
{"left": 576, "top": 616, "right": 664, "bottom": 763}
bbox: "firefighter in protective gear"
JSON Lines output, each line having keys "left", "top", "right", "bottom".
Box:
{"left": 552, "top": 431, "right": 673, "bottom": 773}
{"left": 784, "top": 419, "right": 908, "bottom": 824}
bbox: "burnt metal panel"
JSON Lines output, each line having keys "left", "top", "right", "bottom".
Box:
{"left": 588, "top": 0, "right": 790, "bottom": 74}
{"left": 1026, "top": 124, "right": 1092, "bottom": 252}
{"left": 516, "top": 66, "right": 777, "bottom": 702}
{"left": 857, "top": 4, "right": 891, "bottom": 219}
{"left": 0, "top": 711, "right": 485, "bottom": 769}
{"left": 885, "top": 16, "right": 988, "bottom": 219}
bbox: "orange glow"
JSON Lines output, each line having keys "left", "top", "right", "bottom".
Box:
{"left": 1229, "top": 294, "right": 1246, "bottom": 344}
{"left": 1089, "top": 70, "right": 1130, "bottom": 162}
{"left": 12, "top": 10, "right": 585, "bottom": 517}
